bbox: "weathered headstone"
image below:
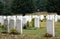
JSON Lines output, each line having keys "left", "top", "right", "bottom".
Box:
{"left": 9, "top": 18, "right": 15, "bottom": 31}
{"left": 34, "top": 17, "right": 40, "bottom": 28}
{"left": 9, "top": 16, "right": 16, "bottom": 32}
{"left": 16, "top": 18, "right": 22, "bottom": 34}
{"left": 4, "top": 19, "right": 8, "bottom": 26}
{"left": 46, "top": 20, "right": 55, "bottom": 37}
{"left": 2, "top": 16, "right": 8, "bottom": 32}
{"left": 7, "top": 16, "right": 11, "bottom": 32}
{"left": 3, "top": 18, "right": 9, "bottom": 32}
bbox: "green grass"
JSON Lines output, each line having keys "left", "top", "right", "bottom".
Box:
{"left": 0, "top": 22, "right": 60, "bottom": 39}
{"left": 55, "top": 22, "right": 60, "bottom": 36}
{"left": 23, "top": 22, "right": 60, "bottom": 37}
{"left": 23, "top": 27, "right": 46, "bottom": 36}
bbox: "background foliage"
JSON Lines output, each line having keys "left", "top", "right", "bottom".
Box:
{"left": 0, "top": 0, "right": 60, "bottom": 15}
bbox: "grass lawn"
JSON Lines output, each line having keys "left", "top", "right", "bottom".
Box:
{"left": 23, "top": 27, "right": 46, "bottom": 36}
{"left": 23, "top": 22, "right": 60, "bottom": 37}
{"left": 55, "top": 22, "right": 60, "bottom": 36}
{"left": 0, "top": 22, "right": 60, "bottom": 39}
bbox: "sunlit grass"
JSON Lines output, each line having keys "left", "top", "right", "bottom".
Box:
{"left": 23, "top": 22, "right": 60, "bottom": 37}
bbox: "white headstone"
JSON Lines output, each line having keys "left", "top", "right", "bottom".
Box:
{"left": 9, "top": 18, "right": 15, "bottom": 31}
{"left": 34, "top": 17, "right": 40, "bottom": 28}
{"left": 22, "top": 15, "right": 31, "bottom": 22}
{"left": 46, "top": 20, "right": 55, "bottom": 37}
{"left": 4, "top": 19, "right": 8, "bottom": 32}
{"left": 46, "top": 15, "right": 54, "bottom": 20}
{"left": 4, "top": 19, "right": 8, "bottom": 26}
{"left": 7, "top": 16, "right": 11, "bottom": 32}
{"left": 3, "top": 16, "right": 8, "bottom": 32}
{"left": 16, "top": 18, "right": 22, "bottom": 34}
{"left": 46, "top": 15, "right": 50, "bottom": 20}
{"left": 58, "top": 15, "right": 60, "bottom": 19}
{"left": 50, "top": 15, "right": 55, "bottom": 20}
{"left": 9, "top": 16, "right": 16, "bottom": 31}
{"left": 40, "top": 15, "right": 44, "bottom": 20}
{"left": 54, "top": 15, "right": 58, "bottom": 22}
{"left": 22, "top": 17, "right": 27, "bottom": 27}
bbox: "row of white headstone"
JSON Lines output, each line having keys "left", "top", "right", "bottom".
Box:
{"left": 0, "top": 15, "right": 56, "bottom": 37}
{"left": 0, "top": 16, "right": 22, "bottom": 34}
{"left": 0, "top": 15, "right": 59, "bottom": 25}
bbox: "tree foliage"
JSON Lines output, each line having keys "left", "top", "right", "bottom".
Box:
{"left": 0, "top": 2, "right": 4, "bottom": 15}
{"left": 46, "top": 0, "right": 60, "bottom": 15}
{"left": 11, "top": 0, "right": 37, "bottom": 14}
{"left": 0, "top": 0, "right": 60, "bottom": 15}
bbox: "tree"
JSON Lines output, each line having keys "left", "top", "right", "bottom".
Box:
{"left": 46, "top": 0, "right": 55, "bottom": 12}
{"left": 0, "top": 2, "right": 4, "bottom": 15}
{"left": 55, "top": 0, "right": 60, "bottom": 15}
{"left": 0, "top": 0, "right": 13, "bottom": 15}
{"left": 11, "top": 0, "right": 37, "bottom": 15}
{"left": 2, "top": 0, "right": 12, "bottom": 15}
{"left": 46, "top": 0, "right": 60, "bottom": 15}
{"left": 36, "top": 0, "right": 47, "bottom": 11}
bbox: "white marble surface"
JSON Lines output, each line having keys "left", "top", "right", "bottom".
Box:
{"left": 46, "top": 20, "right": 55, "bottom": 37}
{"left": 39, "top": 15, "right": 44, "bottom": 20}
{"left": 16, "top": 18, "right": 22, "bottom": 34}
{"left": 34, "top": 17, "right": 40, "bottom": 28}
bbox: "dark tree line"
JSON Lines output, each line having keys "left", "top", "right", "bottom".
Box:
{"left": 0, "top": 0, "right": 60, "bottom": 15}
{"left": 46, "top": 0, "right": 60, "bottom": 15}
{"left": 11, "top": 0, "right": 37, "bottom": 15}
{"left": 0, "top": 2, "right": 4, "bottom": 15}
